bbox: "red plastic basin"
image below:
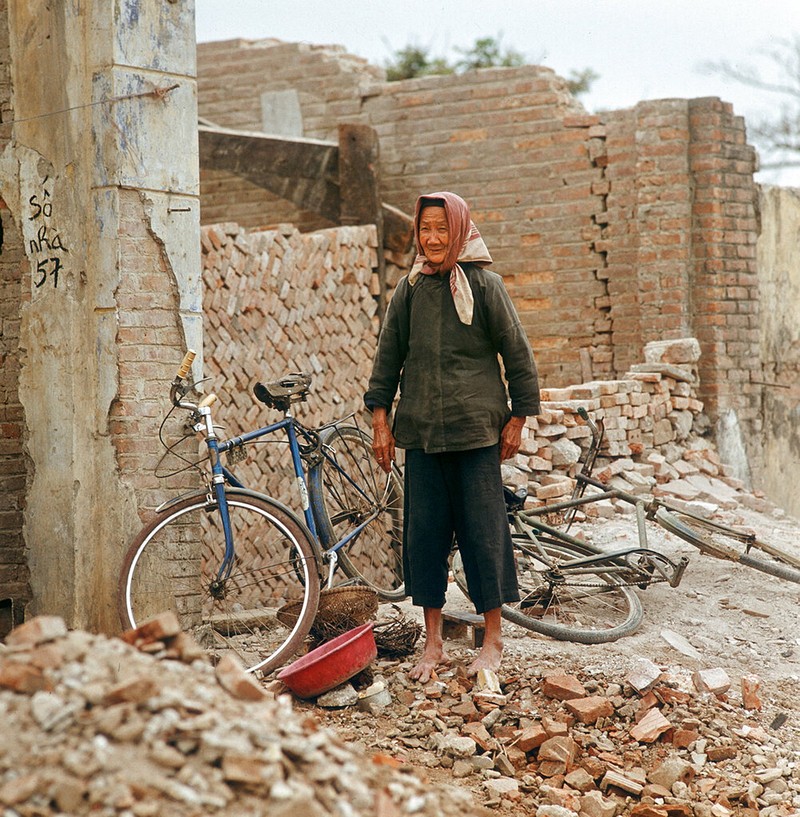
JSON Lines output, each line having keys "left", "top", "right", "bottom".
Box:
{"left": 276, "top": 622, "right": 376, "bottom": 699}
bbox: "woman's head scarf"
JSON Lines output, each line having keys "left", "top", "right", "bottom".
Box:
{"left": 409, "top": 191, "right": 492, "bottom": 325}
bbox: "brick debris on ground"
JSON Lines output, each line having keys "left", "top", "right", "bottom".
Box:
{"left": 0, "top": 615, "right": 480, "bottom": 817}
{"left": 1, "top": 611, "right": 798, "bottom": 816}
{"left": 312, "top": 649, "right": 799, "bottom": 817}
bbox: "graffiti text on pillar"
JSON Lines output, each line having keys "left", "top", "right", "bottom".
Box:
{"left": 28, "top": 178, "right": 68, "bottom": 289}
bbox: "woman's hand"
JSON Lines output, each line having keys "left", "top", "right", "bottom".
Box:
{"left": 500, "top": 415, "right": 527, "bottom": 462}
{"left": 371, "top": 407, "right": 396, "bottom": 473}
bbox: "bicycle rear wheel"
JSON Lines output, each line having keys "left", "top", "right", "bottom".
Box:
{"left": 655, "top": 507, "right": 800, "bottom": 584}
{"left": 453, "top": 536, "right": 643, "bottom": 643}
{"left": 309, "top": 425, "right": 405, "bottom": 601}
{"left": 118, "top": 489, "right": 321, "bottom": 674}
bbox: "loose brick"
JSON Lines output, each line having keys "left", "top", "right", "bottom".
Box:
{"left": 564, "top": 695, "right": 614, "bottom": 725}
{"left": 5, "top": 616, "right": 67, "bottom": 648}
{"left": 629, "top": 708, "right": 672, "bottom": 743}
{"left": 541, "top": 672, "right": 587, "bottom": 701}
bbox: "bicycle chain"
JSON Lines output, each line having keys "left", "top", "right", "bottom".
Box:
{"left": 543, "top": 574, "right": 671, "bottom": 589}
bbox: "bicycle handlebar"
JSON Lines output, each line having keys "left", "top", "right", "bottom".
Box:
{"left": 176, "top": 349, "right": 196, "bottom": 381}
{"left": 170, "top": 350, "right": 206, "bottom": 412}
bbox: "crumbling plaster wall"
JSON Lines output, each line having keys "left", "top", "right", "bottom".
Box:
{"left": 0, "top": 1, "right": 200, "bottom": 631}
{"left": 756, "top": 186, "right": 800, "bottom": 518}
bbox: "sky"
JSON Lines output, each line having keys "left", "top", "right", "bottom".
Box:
{"left": 195, "top": 0, "right": 800, "bottom": 186}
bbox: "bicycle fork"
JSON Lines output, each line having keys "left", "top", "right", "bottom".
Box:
{"left": 196, "top": 402, "right": 237, "bottom": 586}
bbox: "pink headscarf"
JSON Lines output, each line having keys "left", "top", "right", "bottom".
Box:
{"left": 409, "top": 191, "right": 492, "bottom": 325}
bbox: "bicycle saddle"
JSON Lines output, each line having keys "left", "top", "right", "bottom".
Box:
{"left": 254, "top": 373, "right": 312, "bottom": 410}
{"left": 503, "top": 485, "right": 527, "bottom": 511}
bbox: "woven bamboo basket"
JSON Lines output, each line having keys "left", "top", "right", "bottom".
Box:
{"left": 277, "top": 585, "right": 379, "bottom": 642}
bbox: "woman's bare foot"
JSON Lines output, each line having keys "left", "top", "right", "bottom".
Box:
{"left": 466, "top": 640, "right": 503, "bottom": 677}
{"left": 408, "top": 644, "right": 450, "bottom": 684}
{"left": 466, "top": 607, "right": 504, "bottom": 677}
{"left": 408, "top": 607, "right": 448, "bottom": 684}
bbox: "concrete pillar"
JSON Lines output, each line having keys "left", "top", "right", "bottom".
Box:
{"left": 0, "top": 0, "right": 200, "bottom": 631}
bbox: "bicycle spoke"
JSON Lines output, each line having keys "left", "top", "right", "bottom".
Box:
{"left": 120, "top": 494, "right": 319, "bottom": 673}
{"left": 452, "top": 538, "right": 643, "bottom": 643}
{"left": 309, "top": 426, "right": 405, "bottom": 600}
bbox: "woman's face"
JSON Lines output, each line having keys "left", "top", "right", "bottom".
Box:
{"left": 418, "top": 206, "right": 450, "bottom": 265}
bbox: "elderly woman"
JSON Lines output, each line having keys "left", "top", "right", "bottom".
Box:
{"left": 365, "top": 191, "right": 540, "bottom": 683}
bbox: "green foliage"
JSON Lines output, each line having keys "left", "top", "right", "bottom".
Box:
{"left": 566, "top": 68, "right": 600, "bottom": 98}
{"left": 384, "top": 46, "right": 454, "bottom": 82}
{"left": 454, "top": 36, "right": 526, "bottom": 71}
{"left": 383, "top": 35, "right": 597, "bottom": 99}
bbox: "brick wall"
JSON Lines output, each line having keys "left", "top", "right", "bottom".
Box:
{"left": 197, "top": 39, "right": 380, "bottom": 234}
{"left": 199, "top": 225, "right": 727, "bottom": 517}
{"left": 195, "top": 40, "right": 763, "bottom": 476}
{"left": 0, "top": 206, "right": 29, "bottom": 629}
{"left": 603, "top": 102, "right": 695, "bottom": 375}
{"left": 197, "top": 42, "right": 613, "bottom": 386}
{"left": 112, "top": 190, "right": 197, "bottom": 517}
{"left": 687, "top": 98, "right": 761, "bottom": 429}
{"left": 195, "top": 42, "right": 760, "bottom": 397}
{"left": 363, "top": 70, "right": 612, "bottom": 384}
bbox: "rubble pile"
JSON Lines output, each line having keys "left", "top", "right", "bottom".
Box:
{"left": 0, "top": 615, "right": 479, "bottom": 817}
{"left": 1, "top": 611, "right": 798, "bottom": 817}
{"left": 318, "top": 652, "right": 800, "bottom": 817}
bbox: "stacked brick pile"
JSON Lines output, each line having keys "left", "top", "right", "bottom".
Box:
{"left": 198, "top": 222, "right": 749, "bottom": 518}
{"left": 200, "top": 221, "right": 379, "bottom": 505}
{"left": 512, "top": 338, "right": 747, "bottom": 512}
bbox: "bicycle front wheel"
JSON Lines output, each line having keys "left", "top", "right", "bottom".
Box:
{"left": 454, "top": 536, "right": 643, "bottom": 643}
{"left": 655, "top": 507, "right": 800, "bottom": 584}
{"left": 309, "top": 425, "right": 405, "bottom": 601}
{"left": 118, "top": 490, "right": 321, "bottom": 674}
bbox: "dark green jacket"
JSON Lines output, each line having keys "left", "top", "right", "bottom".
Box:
{"left": 365, "top": 264, "right": 540, "bottom": 453}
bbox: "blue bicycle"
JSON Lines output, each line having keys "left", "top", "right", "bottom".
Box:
{"left": 118, "top": 351, "right": 404, "bottom": 674}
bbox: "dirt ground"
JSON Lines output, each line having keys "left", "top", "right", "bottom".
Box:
{"left": 303, "top": 497, "right": 800, "bottom": 814}
{"left": 486, "top": 501, "right": 800, "bottom": 683}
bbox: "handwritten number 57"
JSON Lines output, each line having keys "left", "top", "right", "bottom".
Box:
{"left": 35, "top": 256, "right": 62, "bottom": 288}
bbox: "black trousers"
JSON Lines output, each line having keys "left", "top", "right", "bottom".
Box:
{"left": 403, "top": 444, "right": 519, "bottom": 614}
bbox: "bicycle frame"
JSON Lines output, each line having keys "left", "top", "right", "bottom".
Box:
{"left": 194, "top": 401, "right": 389, "bottom": 589}
{"left": 510, "top": 505, "right": 688, "bottom": 588}
{"left": 505, "top": 404, "right": 688, "bottom": 589}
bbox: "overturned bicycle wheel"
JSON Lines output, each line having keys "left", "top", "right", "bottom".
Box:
{"left": 452, "top": 537, "right": 643, "bottom": 644}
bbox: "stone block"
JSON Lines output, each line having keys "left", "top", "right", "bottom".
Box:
{"left": 516, "top": 722, "right": 548, "bottom": 752}
{"left": 5, "top": 616, "right": 68, "bottom": 647}
{"left": 216, "top": 653, "right": 268, "bottom": 701}
{"left": 629, "top": 708, "right": 672, "bottom": 743}
{"left": 692, "top": 667, "right": 731, "bottom": 696}
{"left": 644, "top": 338, "right": 701, "bottom": 365}
{"left": 0, "top": 660, "right": 52, "bottom": 693}
{"left": 462, "top": 721, "right": 496, "bottom": 752}
{"left": 647, "top": 756, "right": 694, "bottom": 788}
{"left": 538, "top": 735, "right": 577, "bottom": 767}
{"left": 580, "top": 789, "right": 617, "bottom": 817}
{"left": 626, "top": 658, "right": 663, "bottom": 694}
{"left": 741, "top": 673, "right": 762, "bottom": 710}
